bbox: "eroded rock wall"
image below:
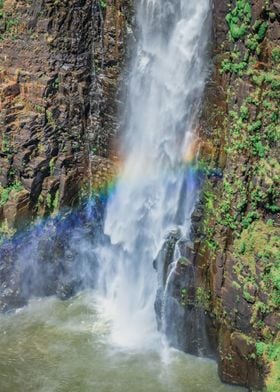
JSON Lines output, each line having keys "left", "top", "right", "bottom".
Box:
{"left": 0, "top": 0, "right": 131, "bottom": 238}
{"left": 0, "top": 0, "right": 132, "bottom": 311}
{"left": 192, "top": 0, "right": 279, "bottom": 389}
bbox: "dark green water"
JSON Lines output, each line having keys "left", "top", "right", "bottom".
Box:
{"left": 0, "top": 293, "right": 245, "bottom": 392}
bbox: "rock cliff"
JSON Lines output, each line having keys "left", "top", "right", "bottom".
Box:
{"left": 0, "top": 1, "right": 279, "bottom": 390}
{"left": 0, "top": 0, "right": 131, "bottom": 237}
{"left": 190, "top": 0, "right": 279, "bottom": 389}
{"left": 0, "top": 0, "right": 132, "bottom": 313}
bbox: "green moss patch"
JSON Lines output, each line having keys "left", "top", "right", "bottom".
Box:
{"left": 225, "top": 0, "right": 252, "bottom": 41}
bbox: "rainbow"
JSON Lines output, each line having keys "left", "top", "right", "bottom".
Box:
{"left": 0, "top": 135, "right": 220, "bottom": 249}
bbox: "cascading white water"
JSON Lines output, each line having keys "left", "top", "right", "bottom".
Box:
{"left": 96, "top": 0, "right": 210, "bottom": 349}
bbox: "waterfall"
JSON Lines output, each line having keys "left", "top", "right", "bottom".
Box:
{"left": 95, "top": 0, "right": 210, "bottom": 350}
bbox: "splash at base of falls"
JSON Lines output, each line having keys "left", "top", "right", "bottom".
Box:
{"left": 0, "top": 293, "right": 245, "bottom": 392}
{"left": 94, "top": 294, "right": 162, "bottom": 350}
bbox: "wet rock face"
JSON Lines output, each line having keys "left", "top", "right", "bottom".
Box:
{"left": 0, "top": 0, "right": 132, "bottom": 309}
{"left": 154, "top": 230, "right": 217, "bottom": 358}
{"left": 218, "top": 329, "right": 265, "bottom": 388}
{"left": 0, "top": 206, "right": 103, "bottom": 312}
{"left": 0, "top": 0, "right": 132, "bottom": 233}
{"left": 192, "top": 0, "right": 280, "bottom": 390}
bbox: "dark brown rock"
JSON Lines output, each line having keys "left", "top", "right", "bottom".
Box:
{"left": 0, "top": 0, "right": 131, "bottom": 223}
{"left": 219, "top": 329, "right": 264, "bottom": 390}
{"left": 3, "top": 190, "right": 31, "bottom": 229}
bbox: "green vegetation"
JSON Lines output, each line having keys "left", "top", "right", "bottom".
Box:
{"left": 233, "top": 220, "right": 279, "bottom": 311}
{"left": 180, "top": 286, "right": 211, "bottom": 310}
{"left": 53, "top": 190, "right": 60, "bottom": 211}
{"left": 99, "top": 0, "right": 107, "bottom": 9}
{"left": 0, "top": 0, "right": 4, "bottom": 16}
{"left": 178, "top": 257, "right": 190, "bottom": 266}
{"left": 0, "top": 0, "right": 19, "bottom": 41}
{"left": 2, "top": 133, "right": 10, "bottom": 153}
{"left": 195, "top": 287, "right": 210, "bottom": 310}
{"left": 255, "top": 340, "right": 280, "bottom": 392}
{"left": 200, "top": 2, "right": 280, "bottom": 388}
{"left": 43, "top": 189, "right": 60, "bottom": 215}
{"left": 0, "top": 219, "right": 16, "bottom": 245}
{"left": 225, "top": 0, "right": 252, "bottom": 40}
{"left": 221, "top": 3, "right": 276, "bottom": 78}
{"left": 46, "top": 110, "right": 56, "bottom": 127}
{"left": 180, "top": 288, "right": 187, "bottom": 306}
{"left": 0, "top": 180, "right": 24, "bottom": 243}
{"left": 267, "top": 355, "right": 280, "bottom": 392}
{"left": 0, "top": 181, "right": 24, "bottom": 207}
{"left": 272, "top": 48, "right": 280, "bottom": 63}
{"left": 49, "top": 158, "right": 56, "bottom": 176}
